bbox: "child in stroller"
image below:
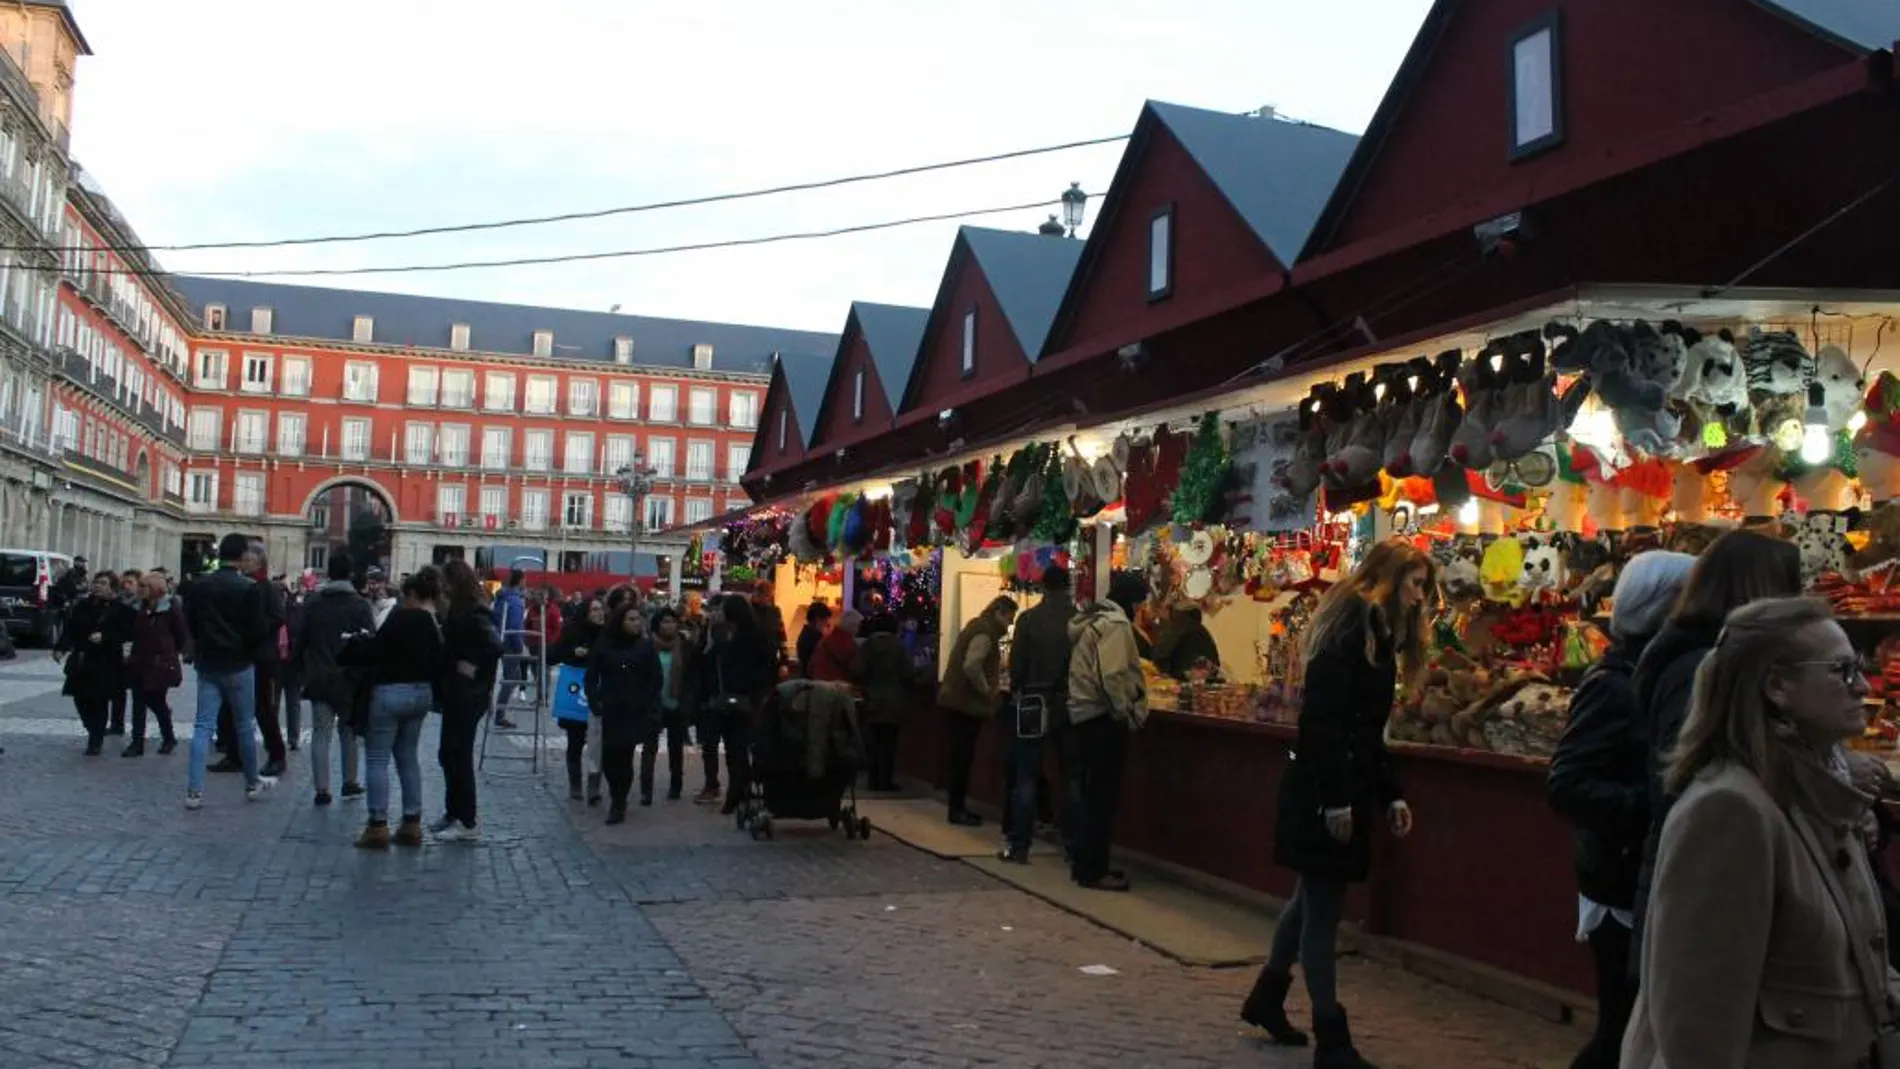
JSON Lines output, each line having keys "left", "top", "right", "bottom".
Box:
{"left": 737, "top": 678, "right": 870, "bottom": 840}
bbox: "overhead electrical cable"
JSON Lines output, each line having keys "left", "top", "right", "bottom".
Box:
{"left": 51, "top": 196, "right": 1079, "bottom": 280}
{"left": 37, "top": 133, "right": 1128, "bottom": 256}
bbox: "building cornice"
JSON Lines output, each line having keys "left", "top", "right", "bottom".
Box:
{"left": 189, "top": 330, "right": 773, "bottom": 385}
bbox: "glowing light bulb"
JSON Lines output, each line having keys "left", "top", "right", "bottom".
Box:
{"left": 1800, "top": 381, "right": 1831, "bottom": 465}
{"left": 1848, "top": 410, "right": 1869, "bottom": 434}
{"left": 1457, "top": 498, "right": 1480, "bottom": 525}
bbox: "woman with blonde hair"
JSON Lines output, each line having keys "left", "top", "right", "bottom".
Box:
{"left": 1623, "top": 596, "right": 1898, "bottom": 1068}
{"left": 1244, "top": 539, "right": 1433, "bottom": 1067}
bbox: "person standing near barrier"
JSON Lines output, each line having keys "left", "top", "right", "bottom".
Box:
{"left": 490, "top": 568, "right": 528, "bottom": 728}
{"left": 294, "top": 551, "right": 372, "bottom": 806}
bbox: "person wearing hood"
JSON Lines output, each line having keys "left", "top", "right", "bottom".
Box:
{"left": 584, "top": 602, "right": 663, "bottom": 824}
{"left": 1628, "top": 529, "right": 1801, "bottom": 973}
{"left": 1066, "top": 571, "right": 1150, "bottom": 892}
{"left": 809, "top": 609, "right": 860, "bottom": 683}
{"left": 490, "top": 568, "right": 529, "bottom": 728}
{"left": 293, "top": 552, "right": 374, "bottom": 806}
{"left": 1545, "top": 550, "right": 1695, "bottom": 1069}
{"left": 550, "top": 597, "right": 607, "bottom": 801}
{"left": 124, "top": 572, "right": 190, "bottom": 758}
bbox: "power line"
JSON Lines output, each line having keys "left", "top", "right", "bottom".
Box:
{"left": 46, "top": 133, "right": 1128, "bottom": 256}
{"left": 51, "top": 196, "right": 1079, "bottom": 280}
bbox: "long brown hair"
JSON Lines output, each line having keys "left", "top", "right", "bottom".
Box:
{"left": 1664, "top": 596, "right": 1837, "bottom": 806}
{"left": 1670, "top": 528, "right": 1802, "bottom": 630}
{"left": 1303, "top": 538, "right": 1436, "bottom": 686}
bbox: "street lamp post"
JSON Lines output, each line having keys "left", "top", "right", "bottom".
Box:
{"left": 615, "top": 455, "right": 657, "bottom": 583}
{"left": 1060, "top": 181, "right": 1088, "bottom": 238}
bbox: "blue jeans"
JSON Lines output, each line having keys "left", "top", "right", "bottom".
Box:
{"left": 365, "top": 682, "right": 432, "bottom": 822}
{"left": 190, "top": 666, "right": 259, "bottom": 793}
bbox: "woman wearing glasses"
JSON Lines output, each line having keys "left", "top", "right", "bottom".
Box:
{"left": 1623, "top": 596, "right": 1900, "bottom": 1067}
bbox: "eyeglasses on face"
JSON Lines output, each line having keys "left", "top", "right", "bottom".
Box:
{"left": 1786, "top": 658, "right": 1869, "bottom": 686}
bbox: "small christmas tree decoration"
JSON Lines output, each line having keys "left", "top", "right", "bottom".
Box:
{"left": 1171, "top": 412, "right": 1230, "bottom": 526}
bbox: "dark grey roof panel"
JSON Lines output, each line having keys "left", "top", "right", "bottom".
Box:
{"left": 1753, "top": 0, "right": 1898, "bottom": 52}
{"left": 958, "top": 227, "right": 1083, "bottom": 360}
{"left": 776, "top": 350, "right": 835, "bottom": 444}
{"left": 849, "top": 301, "right": 929, "bottom": 408}
{"left": 1149, "top": 101, "right": 1360, "bottom": 265}
{"left": 169, "top": 277, "right": 837, "bottom": 376}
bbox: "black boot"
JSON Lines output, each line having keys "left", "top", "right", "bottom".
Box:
{"left": 567, "top": 761, "right": 583, "bottom": 801}
{"left": 1313, "top": 1006, "right": 1378, "bottom": 1069}
{"left": 1240, "top": 966, "right": 1307, "bottom": 1046}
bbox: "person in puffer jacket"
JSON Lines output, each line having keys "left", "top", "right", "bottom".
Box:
{"left": 293, "top": 551, "right": 374, "bottom": 806}
{"left": 1065, "top": 571, "right": 1149, "bottom": 893}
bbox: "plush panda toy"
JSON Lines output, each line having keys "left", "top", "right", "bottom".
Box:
{"left": 1517, "top": 534, "right": 1569, "bottom": 596}
{"left": 1679, "top": 328, "right": 1751, "bottom": 447}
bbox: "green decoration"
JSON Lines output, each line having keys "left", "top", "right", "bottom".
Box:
{"left": 1033, "top": 442, "right": 1076, "bottom": 543}
{"left": 1170, "top": 412, "right": 1230, "bottom": 525}
{"left": 827, "top": 492, "right": 857, "bottom": 550}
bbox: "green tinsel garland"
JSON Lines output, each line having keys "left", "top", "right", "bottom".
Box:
{"left": 1033, "top": 442, "right": 1076, "bottom": 543}
{"left": 1777, "top": 430, "right": 1858, "bottom": 481}
{"left": 1170, "top": 412, "right": 1230, "bottom": 525}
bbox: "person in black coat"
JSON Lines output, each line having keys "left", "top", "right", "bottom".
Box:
{"left": 1626, "top": 528, "right": 1800, "bottom": 977}
{"left": 584, "top": 602, "right": 663, "bottom": 824}
{"left": 1545, "top": 550, "right": 1694, "bottom": 1069}
{"left": 550, "top": 598, "right": 606, "bottom": 801}
{"left": 55, "top": 570, "right": 134, "bottom": 755}
{"left": 435, "top": 560, "right": 502, "bottom": 842}
{"left": 1247, "top": 539, "right": 1433, "bottom": 1067}
{"left": 703, "top": 593, "right": 778, "bottom": 815}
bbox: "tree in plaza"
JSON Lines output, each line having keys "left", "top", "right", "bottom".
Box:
{"left": 347, "top": 507, "right": 389, "bottom": 572}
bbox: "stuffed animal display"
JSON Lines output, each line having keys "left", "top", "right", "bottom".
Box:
{"left": 1786, "top": 509, "right": 1854, "bottom": 588}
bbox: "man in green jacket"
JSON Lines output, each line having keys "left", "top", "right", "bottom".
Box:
{"left": 937, "top": 595, "right": 1018, "bottom": 827}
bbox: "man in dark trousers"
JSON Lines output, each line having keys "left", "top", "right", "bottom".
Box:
{"left": 1065, "top": 571, "right": 1150, "bottom": 891}
{"left": 211, "top": 540, "right": 288, "bottom": 777}
{"left": 181, "top": 533, "right": 271, "bottom": 808}
{"left": 1000, "top": 565, "right": 1077, "bottom": 863}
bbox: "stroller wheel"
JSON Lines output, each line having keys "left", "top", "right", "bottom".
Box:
{"left": 858, "top": 817, "right": 872, "bottom": 840}
{"left": 828, "top": 815, "right": 841, "bottom": 831}
{"left": 735, "top": 805, "right": 748, "bottom": 831}
{"left": 759, "top": 816, "right": 774, "bottom": 840}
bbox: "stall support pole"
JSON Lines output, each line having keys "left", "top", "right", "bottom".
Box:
{"left": 1093, "top": 522, "right": 1114, "bottom": 604}
{"left": 842, "top": 555, "right": 857, "bottom": 613}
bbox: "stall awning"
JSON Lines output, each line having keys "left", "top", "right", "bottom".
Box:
{"left": 665, "top": 491, "right": 818, "bottom": 539}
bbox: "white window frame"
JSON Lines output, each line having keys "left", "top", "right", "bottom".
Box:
{"left": 646, "top": 437, "right": 675, "bottom": 478}
{"left": 727, "top": 443, "right": 750, "bottom": 481}
{"left": 195, "top": 349, "right": 228, "bottom": 390}
{"left": 692, "top": 344, "right": 713, "bottom": 370}
{"left": 440, "top": 369, "right": 474, "bottom": 408}
{"left": 437, "top": 423, "right": 471, "bottom": 467}
{"left": 479, "top": 485, "right": 508, "bottom": 523}
{"left": 186, "top": 469, "right": 219, "bottom": 513}
{"left": 451, "top": 323, "right": 471, "bottom": 352}
{"left": 683, "top": 497, "right": 714, "bottom": 525}
{"left": 643, "top": 495, "right": 675, "bottom": 532}
{"left": 685, "top": 439, "right": 714, "bottom": 482}
{"left": 649, "top": 385, "right": 677, "bottom": 422}
{"left": 340, "top": 417, "right": 372, "bottom": 461}
{"left": 483, "top": 371, "right": 515, "bottom": 412}
{"left": 437, "top": 484, "right": 466, "bottom": 523}
{"left": 187, "top": 407, "right": 221, "bottom": 451}
{"left": 608, "top": 380, "right": 638, "bottom": 420}
{"left": 729, "top": 390, "right": 758, "bottom": 428}
{"left": 687, "top": 387, "right": 716, "bottom": 426}
{"left": 613, "top": 337, "right": 633, "bottom": 364}
{"left": 481, "top": 426, "right": 512, "bottom": 470}
{"left": 204, "top": 304, "right": 226, "bottom": 331}
{"left": 250, "top": 307, "right": 273, "bottom": 335}
{"left": 343, "top": 361, "right": 379, "bottom": 403}
{"left": 407, "top": 366, "right": 439, "bottom": 407}
{"left": 568, "top": 378, "right": 599, "bottom": 417}
{"left": 532, "top": 330, "right": 553, "bottom": 358}
{"left": 524, "top": 374, "right": 557, "bottom": 415}
{"left": 603, "top": 495, "right": 633, "bottom": 532}
{"left": 405, "top": 421, "right": 434, "bottom": 465}
{"left": 353, "top": 316, "right": 374, "bottom": 343}
{"left": 234, "top": 409, "right": 268, "bottom": 454}
{"left": 603, "top": 435, "right": 635, "bottom": 475}
{"left": 240, "top": 352, "right": 273, "bottom": 393}
{"left": 564, "top": 431, "right": 594, "bottom": 475}
{"left": 233, "top": 472, "right": 266, "bottom": 517}
{"left": 521, "top": 488, "right": 550, "bottom": 531}
{"left": 523, "top": 428, "right": 553, "bottom": 472}
{"left": 278, "top": 412, "right": 306, "bottom": 456}
{"left": 562, "top": 491, "right": 593, "bottom": 529}
{"left": 280, "top": 356, "right": 311, "bottom": 397}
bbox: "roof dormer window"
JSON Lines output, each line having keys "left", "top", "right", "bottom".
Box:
{"left": 692, "top": 344, "right": 713, "bottom": 371}
{"left": 204, "top": 304, "right": 226, "bottom": 331}
{"left": 353, "top": 316, "right": 374, "bottom": 343}
{"left": 1508, "top": 11, "right": 1565, "bottom": 160}
{"left": 532, "top": 330, "right": 553, "bottom": 358}
{"left": 250, "top": 307, "right": 273, "bottom": 335}
{"left": 450, "top": 323, "right": 470, "bottom": 351}
{"left": 614, "top": 337, "right": 633, "bottom": 364}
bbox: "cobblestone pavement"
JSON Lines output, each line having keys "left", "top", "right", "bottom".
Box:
{"left": 0, "top": 651, "right": 1582, "bottom": 1068}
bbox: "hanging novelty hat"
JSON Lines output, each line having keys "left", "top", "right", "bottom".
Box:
{"left": 1859, "top": 371, "right": 1900, "bottom": 457}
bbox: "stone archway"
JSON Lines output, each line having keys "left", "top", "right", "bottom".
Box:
{"left": 300, "top": 477, "right": 398, "bottom": 576}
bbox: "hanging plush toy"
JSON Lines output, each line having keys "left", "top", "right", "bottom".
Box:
{"left": 1679, "top": 328, "right": 1751, "bottom": 450}
{"left": 1785, "top": 509, "right": 1854, "bottom": 588}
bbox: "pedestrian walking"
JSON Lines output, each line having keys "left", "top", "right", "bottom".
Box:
{"left": 181, "top": 534, "right": 272, "bottom": 809}
{"left": 342, "top": 567, "right": 447, "bottom": 850}
{"left": 1248, "top": 539, "right": 1431, "bottom": 1066}
{"left": 1000, "top": 566, "right": 1076, "bottom": 863}
{"left": 281, "top": 574, "right": 313, "bottom": 752}
{"left": 55, "top": 570, "right": 134, "bottom": 756}
{"left": 1622, "top": 596, "right": 1900, "bottom": 1068}
{"left": 584, "top": 602, "right": 662, "bottom": 825}
{"left": 1065, "top": 571, "right": 1148, "bottom": 891}
{"left": 364, "top": 567, "right": 396, "bottom": 628}
{"left": 853, "top": 613, "right": 910, "bottom": 793}
{"left": 108, "top": 568, "right": 143, "bottom": 737}
{"left": 1628, "top": 529, "right": 1801, "bottom": 970}
{"left": 703, "top": 593, "right": 777, "bottom": 815}
{"left": 936, "top": 596, "right": 1018, "bottom": 828}
{"left": 124, "top": 571, "right": 190, "bottom": 757}
{"left": 292, "top": 551, "right": 373, "bottom": 806}
{"left": 1545, "top": 550, "right": 1694, "bottom": 1069}
{"left": 642, "top": 607, "right": 695, "bottom": 804}
{"left": 435, "top": 560, "right": 501, "bottom": 842}
{"left": 490, "top": 567, "right": 528, "bottom": 727}
{"left": 550, "top": 597, "right": 606, "bottom": 801}
{"left": 213, "top": 541, "right": 289, "bottom": 777}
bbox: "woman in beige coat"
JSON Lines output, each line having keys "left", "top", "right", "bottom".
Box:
{"left": 1624, "top": 596, "right": 1899, "bottom": 1069}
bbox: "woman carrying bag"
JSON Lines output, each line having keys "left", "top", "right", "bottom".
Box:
{"left": 56, "top": 570, "right": 135, "bottom": 756}
{"left": 703, "top": 593, "right": 777, "bottom": 816}
{"left": 1243, "top": 539, "right": 1431, "bottom": 1069}
{"left": 549, "top": 597, "right": 606, "bottom": 801}
{"left": 125, "top": 571, "right": 191, "bottom": 757}
{"left": 583, "top": 602, "right": 662, "bottom": 825}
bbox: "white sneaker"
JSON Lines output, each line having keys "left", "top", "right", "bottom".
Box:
{"left": 245, "top": 777, "right": 277, "bottom": 802}
{"left": 427, "top": 814, "right": 457, "bottom": 834}
{"left": 184, "top": 791, "right": 203, "bottom": 811}
{"left": 435, "top": 822, "right": 481, "bottom": 843}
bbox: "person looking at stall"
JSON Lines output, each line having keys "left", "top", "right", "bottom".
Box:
{"left": 937, "top": 596, "right": 1018, "bottom": 828}
{"left": 853, "top": 613, "right": 910, "bottom": 792}
{"left": 1246, "top": 539, "right": 1431, "bottom": 1066}
{"left": 795, "top": 602, "right": 833, "bottom": 679}
{"left": 1545, "top": 550, "right": 1695, "bottom": 1069}
{"left": 1622, "top": 596, "right": 1900, "bottom": 1069}
{"left": 1154, "top": 604, "right": 1220, "bottom": 681}
{"left": 704, "top": 593, "right": 778, "bottom": 815}
{"left": 1629, "top": 529, "right": 1802, "bottom": 968}
{"left": 809, "top": 609, "right": 860, "bottom": 683}
{"left": 550, "top": 597, "right": 607, "bottom": 801}
{"left": 1066, "top": 571, "right": 1149, "bottom": 891}
{"left": 1002, "top": 565, "right": 1076, "bottom": 863}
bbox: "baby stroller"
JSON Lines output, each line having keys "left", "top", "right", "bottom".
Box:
{"left": 737, "top": 679, "right": 871, "bottom": 841}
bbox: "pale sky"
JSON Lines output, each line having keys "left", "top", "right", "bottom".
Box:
{"left": 66, "top": 0, "right": 1431, "bottom": 334}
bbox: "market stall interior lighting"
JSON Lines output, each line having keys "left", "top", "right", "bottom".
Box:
{"left": 1457, "top": 498, "right": 1480, "bottom": 524}
{"left": 1801, "top": 381, "right": 1831, "bottom": 464}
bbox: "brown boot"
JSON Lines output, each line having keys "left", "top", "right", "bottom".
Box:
{"left": 393, "top": 818, "right": 425, "bottom": 847}
{"left": 355, "top": 821, "right": 391, "bottom": 850}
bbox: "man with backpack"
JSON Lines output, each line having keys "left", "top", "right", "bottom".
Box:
{"left": 294, "top": 551, "right": 374, "bottom": 806}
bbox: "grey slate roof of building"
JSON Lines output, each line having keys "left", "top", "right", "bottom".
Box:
{"left": 168, "top": 277, "right": 837, "bottom": 377}
{"left": 851, "top": 302, "right": 930, "bottom": 409}
{"left": 1149, "top": 101, "right": 1359, "bottom": 266}
{"left": 775, "top": 349, "right": 836, "bottom": 446}
{"left": 958, "top": 226, "right": 1084, "bottom": 360}
{"left": 1755, "top": 0, "right": 1898, "bottom": 51}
